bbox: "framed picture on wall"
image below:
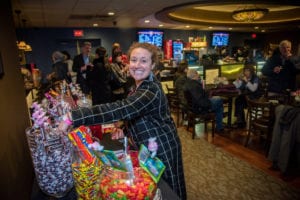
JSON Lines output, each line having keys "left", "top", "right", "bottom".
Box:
{"left": 0, "top": 52, "right": 4, "bottom": 79}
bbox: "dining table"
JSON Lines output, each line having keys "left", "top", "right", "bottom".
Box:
{"left": 206, "top": 83, "right": 240, "bottom": 128}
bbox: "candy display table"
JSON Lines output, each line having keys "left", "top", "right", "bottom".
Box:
{"left": 31, "top": 133, "right": 179, "bottom": 199}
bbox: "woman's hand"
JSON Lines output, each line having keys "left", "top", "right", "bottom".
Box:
{"left": 58, "top": 120, "right": 69, "bottom": 132}
{"left": 242, "top": 76, "right": 248, "bottom": 83}
{"left": 58, "top": 112, "right": 72, "bottom": 132}
{"left": 111, "top": 127, "right": 125, "bottom": 140}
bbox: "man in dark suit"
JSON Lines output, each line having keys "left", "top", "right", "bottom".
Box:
{"left": 72, "top": 41, "right": 93, "bottom": 94}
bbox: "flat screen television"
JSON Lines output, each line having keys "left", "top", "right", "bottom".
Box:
{"left": 137, "top": 30, "right": 164, "bottom": 48}
{"left": 211, "top": 32, "right": 229, "bottom": 47}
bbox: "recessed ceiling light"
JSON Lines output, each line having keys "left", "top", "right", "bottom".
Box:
{"left": 254, "top": 26, "right": 259, "bottom": 29}
{"left": 159, "top": 24, "right": 164, "bottom": 27}
{"left": 144, "top": 20, "right": 150, "bottom": 23}
{"left": 185, "top": 25, "right": 190, "bottom": 28}
{"left": 208, "top": 26, "right": 213, "bottom": 29}
{"left": 93, "top": 23, "right": 98, "bottom": 27}
{"left": 228, "top": 27, "right": 233, "bottom": 30}
{"left": 261, "top": 30, "right": 266, "bottom": 32}
{"left": 108, "top": 12, "right": 115, "bottom": 16}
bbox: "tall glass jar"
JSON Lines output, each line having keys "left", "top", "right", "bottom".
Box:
{"left": 25, "top": 127, "right": 74, "bottom": 198}
{"left": 71, "top": 148, "right": 103, "bottom": 199}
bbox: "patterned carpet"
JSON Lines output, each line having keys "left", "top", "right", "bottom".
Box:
{"left": 177, "top": 127, "right": 300, "bottom": 200}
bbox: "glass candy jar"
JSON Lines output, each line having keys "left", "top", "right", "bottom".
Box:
{"left": 71, "top": 148, "right": 103, "bottom": 199}
{"left": 99, "top": 166, "right": 157, "bottom": 200}
{"left": 25, "top": 127, "right": 74, "bottom": 198}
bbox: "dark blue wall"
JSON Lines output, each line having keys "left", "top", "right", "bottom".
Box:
{"left": 16, "top": 27, "right": 263, "bottom": 80}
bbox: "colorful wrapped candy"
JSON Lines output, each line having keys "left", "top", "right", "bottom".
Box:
{"left": 68, "top": 126, "right": 95, "bottom": 164}
{"left": 25, "top": 127, "right": 74, "bottom": 198}
{"left": 72, "top": 151, "right": 102, "bottom": 200}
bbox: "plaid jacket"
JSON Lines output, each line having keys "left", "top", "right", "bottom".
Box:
{"left": 71, "top": 73, "right": 186, "bottom": 199}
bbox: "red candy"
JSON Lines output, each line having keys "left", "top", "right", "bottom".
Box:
{"left": 99, "top": 167, "right": 156, "bottom": 200}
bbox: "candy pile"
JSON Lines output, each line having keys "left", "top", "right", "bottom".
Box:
{"left": 99, "top": 167, "right": 157, "bottom": 200}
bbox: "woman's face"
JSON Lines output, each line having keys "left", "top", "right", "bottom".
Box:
{"left": 244, "top": 69, "right": 251, "bottom": 78}
{"left": 129, "top": 47, "right": 155, "bottom": 84}
{"left": 116, "top": 55, "right": 122, "bottom": 63}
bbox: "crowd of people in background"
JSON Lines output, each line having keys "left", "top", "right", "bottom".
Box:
{"left": 41, "top": 39, "right": 300, "bottom": 129}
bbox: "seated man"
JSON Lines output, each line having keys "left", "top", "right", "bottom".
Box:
{"left": 183, "top": 69, "right": 224, "bottom": 133}
{"left": 233, "top": 65, "right": 262, "bottom": 128}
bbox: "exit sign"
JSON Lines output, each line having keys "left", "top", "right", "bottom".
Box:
{"left": 73, "top": 30, "right": 84, "bottom": 37}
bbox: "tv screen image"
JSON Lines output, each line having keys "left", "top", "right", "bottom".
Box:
{"left": 138, "top": 30, "right": 163, "bottom": 48}
{"left": 211, "top": 33, "right": 229, "bottom": 46}
{"left": 172, "top": 41, "right": 184, "bottom": 62}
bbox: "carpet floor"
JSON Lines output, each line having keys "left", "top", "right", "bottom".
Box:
{"left": 178, "top": 127, "right": 300, "bottom": 200}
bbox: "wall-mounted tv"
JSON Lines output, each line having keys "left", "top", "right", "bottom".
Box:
{"left": 137, "top": 30, "right": 164, "bottom": 48}
{"left": 211, "top": 32, "right": 229, "bottom": 47}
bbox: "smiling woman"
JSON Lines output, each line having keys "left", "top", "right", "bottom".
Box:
{"left": 59, "top": 42, "right": 187, "bottom": 199}
{"left": 127, "top": 43, "right": 157, "bottom": 86}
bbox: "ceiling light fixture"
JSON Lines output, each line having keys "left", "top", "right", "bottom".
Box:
{"left": 15, "top": 10, "right": 32, "bottom": 51}
{"left": 232, "top": 7, "right": 269, "bottom": 22}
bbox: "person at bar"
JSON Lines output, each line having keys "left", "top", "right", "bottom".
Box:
{"left": 59, "top": 42, "right": 187, "bottom": 199}
{"left": 262, "top": 40, "right": 299, "bottom": 97}
{"left": 72, "top": 41, "right": 93, "bottom": 95}
{"left": 233, "top": 65, "right": 262, "bottom": 128}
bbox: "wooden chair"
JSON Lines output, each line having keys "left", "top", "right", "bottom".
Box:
{"left": 245, "top": 97, "right": 275, "bottom": 155}
{"left": 184, "top": 90, "right": 216, "bottom": 139}
{"left": 259, "top": 75, "right": 291, "bottom": 104}
{"left": 165, "top": 84, "right": 182, "bottom": 126}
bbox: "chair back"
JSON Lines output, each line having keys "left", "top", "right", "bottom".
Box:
{"left": 165, "top": 84, "right": 179, "bottom": 106}
{"left": 245, "top": 97, "right": 275, "bottom": 150}
{"left": 183, "top": 90, "right": 201, "bottom": 113}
